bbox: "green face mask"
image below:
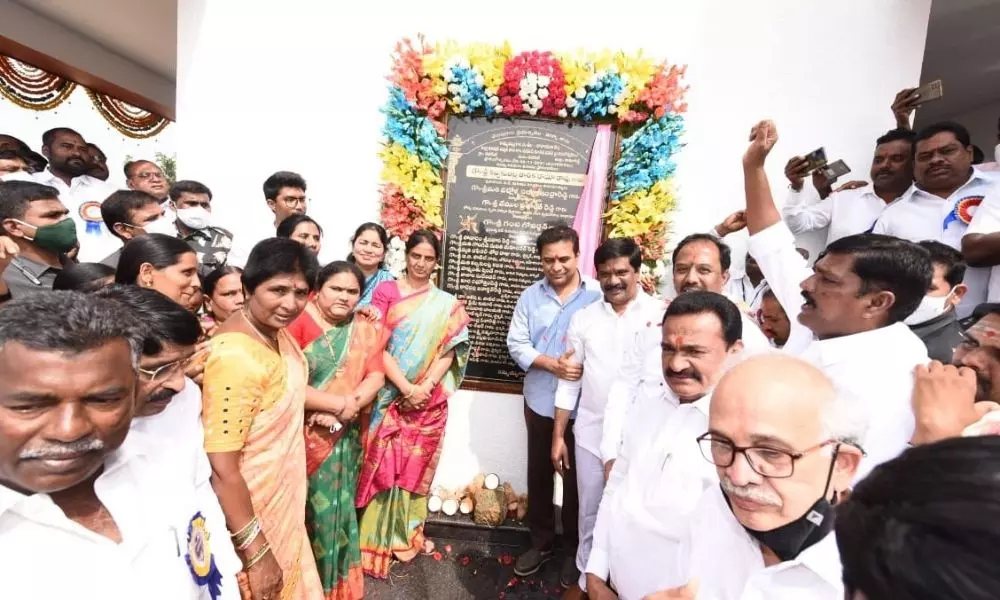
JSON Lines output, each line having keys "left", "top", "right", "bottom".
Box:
{"left": 16, "top": 218, "right": 78, "bottom": 253}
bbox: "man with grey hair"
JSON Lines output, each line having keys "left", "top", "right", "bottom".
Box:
{"left": 651, "top": 353, "right": 866, "bottom": 600}
{"left": 0, "top": 292, "right": 239, "bottom": 599}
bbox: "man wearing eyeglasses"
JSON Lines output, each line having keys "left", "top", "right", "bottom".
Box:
{"left": 584, "top": 291, "right": 745, "bottom": 600}
{"left": 226, "top": 171, "right": 309, "bottom": 269}
{"left": 126, "top": 160, "right": 170, "bottom": 203}
{"left": 652, "top": 353, "right": 865, "bottom": 600}
{"left": 0, "top": 291, "right": 239, "bottom": 598}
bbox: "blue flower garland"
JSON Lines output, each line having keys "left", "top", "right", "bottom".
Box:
{"left": 382, "top": 87, "right": 449, "bottom": 168}
{"left": 612, "top": 114, "right": 685, "bottom": 199}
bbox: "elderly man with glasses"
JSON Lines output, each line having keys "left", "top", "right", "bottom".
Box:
{"left": 647, "top": 353, "right": 866, "bottom": 600}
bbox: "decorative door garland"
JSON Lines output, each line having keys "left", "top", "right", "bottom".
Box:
{"left": 0, "top": 55, "right": 170, "bottom": 139}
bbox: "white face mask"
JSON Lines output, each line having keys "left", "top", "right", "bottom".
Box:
{"left": 904, "top": 289, "right": 954, "bottom": 326}
{"left": 137, "top": 216, "right": 177, "bottom": 237}
{"left": 175, "top": 206, "right": 211, "bottom": 230}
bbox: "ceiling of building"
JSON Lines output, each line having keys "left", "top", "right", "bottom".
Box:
{"left": 11, "top": 0, "right": 176, "bottom": 81}
{"left": 917, "top": 0, "right": 1000, "bottom": 121}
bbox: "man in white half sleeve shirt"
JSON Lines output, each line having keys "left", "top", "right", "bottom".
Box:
{"left": 585, "top": 291, "right": 745, "bottom": 600}
{"left": 648, "top": 353, "right": 865, "bottom": 600}
{"left": 873, "top": 121, "right": 997, "bottom": 318}
{"left": 600, "top": 232, "right": 770, "bottom": 466}
{"left": 552, "top": 238, "right": 663, "bottom": 593}
{"left": 782, "top": 129, "right": 916, "bottom": 245}
{"left": 742, "top": 120, "right": 930, "bottom": 480}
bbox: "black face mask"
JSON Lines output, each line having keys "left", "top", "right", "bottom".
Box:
{"left": 722, "top": 445, "right": 840, "bottom": 562}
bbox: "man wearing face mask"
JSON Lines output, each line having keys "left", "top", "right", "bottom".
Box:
{"left": 0, "top": 181, "right": 77, "bottom": 298}
{"left": 98, "top": 190, "right": 171, "bottom": 269}
{"left": 585, "top": 291, "right": 744, "bottom": 600}
{"left": 649, "top": 354, "right": 864, "bottom": 599}
{"left": 169, "top": 181, "right": 233, "bottom": 276}
{"left": 743, "top": 119, "right": 931, "bottom": 480}
{"left": 905, "top": 241, "right": 967, "bottom": 362}
{"left": 32, "top": 128, "right": 116, "bottom": 262}
{"left": 552, "top": 238, "right": 664, "bottom": 595}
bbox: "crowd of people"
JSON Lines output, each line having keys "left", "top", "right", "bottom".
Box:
{"left": 1, "top": 89, "right": 1000, "bottom": 600}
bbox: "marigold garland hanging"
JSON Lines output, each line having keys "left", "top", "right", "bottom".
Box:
{"left": 377, "top": 36, "right": 688, "bottom": 290}
{"left": 86, "top": 90, "right": 170, "bottom": 139}
{"left": 0, "top": 56, "right": 76, "bottom": 111}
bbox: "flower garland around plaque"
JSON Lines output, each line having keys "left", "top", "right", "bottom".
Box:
{"left": 378, "top": 36, "right": 687, "bottom": 291}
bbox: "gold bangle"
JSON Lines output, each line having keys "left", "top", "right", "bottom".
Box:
{"left": 235, "top": 521, "right": 262, "bottom": 551}
{"left": 243, "top": 543, "right": 271, "bottom": 570}
{"left": 230, "top": 516, "right": 258, "bottom": 541}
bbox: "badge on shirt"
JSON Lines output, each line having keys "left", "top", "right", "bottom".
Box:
{"left": 942, "top": 195, "right": 984, "bottom": 229}
{"left": 79, "top": 201, "right": 103, "bottom": 223}
{"left": 185, "top": 512, "right": 223, "bottom": 599}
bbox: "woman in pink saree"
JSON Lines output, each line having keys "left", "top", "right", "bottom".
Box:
{"left": 356, "top": 230, "right": 470, "bottom": 577}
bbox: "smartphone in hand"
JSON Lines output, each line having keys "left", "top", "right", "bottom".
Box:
{"left": 803, "top": 147, "right": 828, "bottom": 173}
{"left": 819, "top": 159, "right": 850, "bottom": 181}
{"left": 913, "top": 79, "right": 944, "bottom": 106}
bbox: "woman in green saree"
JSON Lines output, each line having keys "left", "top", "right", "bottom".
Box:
{"left": 286, "top": 260, "right": 385, "bottom": 600}
{"left": 356, "top": 230, "right": 471, "bottom": 578}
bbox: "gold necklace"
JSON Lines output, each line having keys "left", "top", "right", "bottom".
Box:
{"left": 242, "top": 309, "right": 279, "bottom": 352}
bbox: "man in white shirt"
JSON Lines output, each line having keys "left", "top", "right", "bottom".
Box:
{"left": 783, "top": 129, "right": 916, "bottom": 245}
{"left": 227, "top": 171, "right": 309, "bottom": 268}
{"left": 125, "top": 159, "right": 170, "bottom": 204}
{"left": 960, "top": 178, "right": 1000, "bottom": 303}
{"left": 743, "top": 119, "right": 931, "bottom": 480}
{"left": 32, "top": 128, "right": 117, "bottom": 262}
{"left": 0, "top": 292, "right": 238, "bottom": 599}
{"left": 650, "top": 353, "right": 864, "bottom": 600}
{"left": 585, "top": 291, "right": 745, "bottom": 600}
{"left": 552, "top": 237, "right": 664, "bottom": 595}
{"left": 96, "top": 284, "right": 241, "bottom": 589}
{"left": 599, "top": 232, "right": 771, "bottom": 465}
{"left": 873, "top": 121, "right": 997, "bottom": 317}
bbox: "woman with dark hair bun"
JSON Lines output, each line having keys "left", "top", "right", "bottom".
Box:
{"left": 277, "top": 214, "right": 323, "bottom": 256}
{"left": 115, "top": 233, "right": 201, "bottom": 311}
{"left": 200, "top": 238, "right": 324, "bottom": 599}
{"left": 346, "top": 222, "right": 394, "bottom": 306}
{"left": 356, "top": 229, "right": 470, "bottom": 576}
{"left": 52, "top": 262, "right": 115, "bottom": 292}
{"left": 286, "top": 260, "right": 385, "bottom": 599}
{"left": 200, "top": 265, "right": 244, "bottom": 337}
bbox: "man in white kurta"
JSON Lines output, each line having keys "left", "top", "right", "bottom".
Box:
{"left": 656, "top": 353, "right": 865, "bottom": 600}
{"left": 600, "top": 232, "right": 770, "bottom": 465}
{"left": 872, "top": 122, "right": 998, "bottom": 317}
{"left": 584, "top": 291, "right": 747, "bottom": 600}
{"left": 743, "top": 120, "right": 930, "bottom": 480}
{"left": 552, "top": 238, "right": 664, "bottom": 592}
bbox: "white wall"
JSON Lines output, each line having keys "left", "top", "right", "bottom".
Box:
{"left": 929, "top": 100, "right": 1000, "bottom": 157}
{"left": 0, "top": 0, "right": 174, "bottom": 111}
{"left": 177, "top": 0, "right": 931, "bottom": 492}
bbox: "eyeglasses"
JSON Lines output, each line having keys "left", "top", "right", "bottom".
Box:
{"left": 696, "top": 433, "right": 837, "bottom": 479}
{"left": 278, "top": 196, "right": 308, "bottom": 207}
{"left": 138, "top": 356, "right": 189, "bottom": 381}
{"left": 135, "top": 171, "right": 165, "bottom": 181}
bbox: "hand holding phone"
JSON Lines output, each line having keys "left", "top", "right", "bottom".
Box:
{"left": 803, "top": 147, "right": 828, "bottom": 174}
{"left": 819, "top": 159, "right": 850, "bottom": 181}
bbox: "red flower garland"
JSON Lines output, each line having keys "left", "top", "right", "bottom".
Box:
{"left": 497, "top": 51, "right": 567, "bottom": 117}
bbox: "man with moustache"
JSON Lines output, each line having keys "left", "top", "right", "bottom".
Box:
{"left": 585, "top": 291, "right": 744, "bottom": 600}
{"left": 32, "top": 128, "right": 117, "bottom": 262}
{"left": 552, "top": 237, "right": 664, "bottom": 595}
{"left": 743, "top": 119, "right": 931, "bottom": 479}
{"left": 759, "top": 288, "right": 792, "bottom": 348}
{"left": 598, "top": 231, "right": 771, "bottom": 466}
{"left": 125, "top": 160, "right": 170, "bottom": 203}
{"left": 0, "top": 292, "right": 239, "bottom": 599}
{"left": 508, "top": 225, "right": 601, "bottom": 584}
{"left": 782, "top": 129, "right": 916, "bottom": 245}
{"left": 648, "top": 354, "right": 865, "bottom": 599}
{"left": 85, "top": 143, "right": 110, "bottom": 181}
{"left": 96, "top": 284, "right": 240, "bottom": 586}
{"left": 874, "top": 122, "right": 996, "bottom": 317}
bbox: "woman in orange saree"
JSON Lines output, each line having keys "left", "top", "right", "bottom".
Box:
{"left": 201, "top": 238, "right": 324, "bottom": 600}
{"left": 286, "top": 261, "right": 385, "bottom": 600}
{"left": 356, "top": 230, "right": 470, "bottom": 578}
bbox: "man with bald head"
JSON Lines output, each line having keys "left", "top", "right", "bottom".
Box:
{"left": 586, "top": 291, "right": 745, "bottom": 600}
{"left": 652, "top": 354, "right": 865, "bottom": 599}
{"left": 125, "top": 160, "right": 169, "bottom": 203}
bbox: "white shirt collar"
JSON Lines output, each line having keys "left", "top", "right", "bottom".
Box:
{"left": 905, "top": 167, "right": 994, "bottom": 201}
{"left": 0, "top": 441, "right": 149, "bottom": 519}
{"left": 808, "top": 321, "right": 913, "bottom": 365}
{"left": 599, "top": 289, "right": 658, "bottom": 315}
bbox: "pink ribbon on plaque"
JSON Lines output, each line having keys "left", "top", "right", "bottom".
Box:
{"left": 573, "top": 124, "right": 613, "bottom": 277}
